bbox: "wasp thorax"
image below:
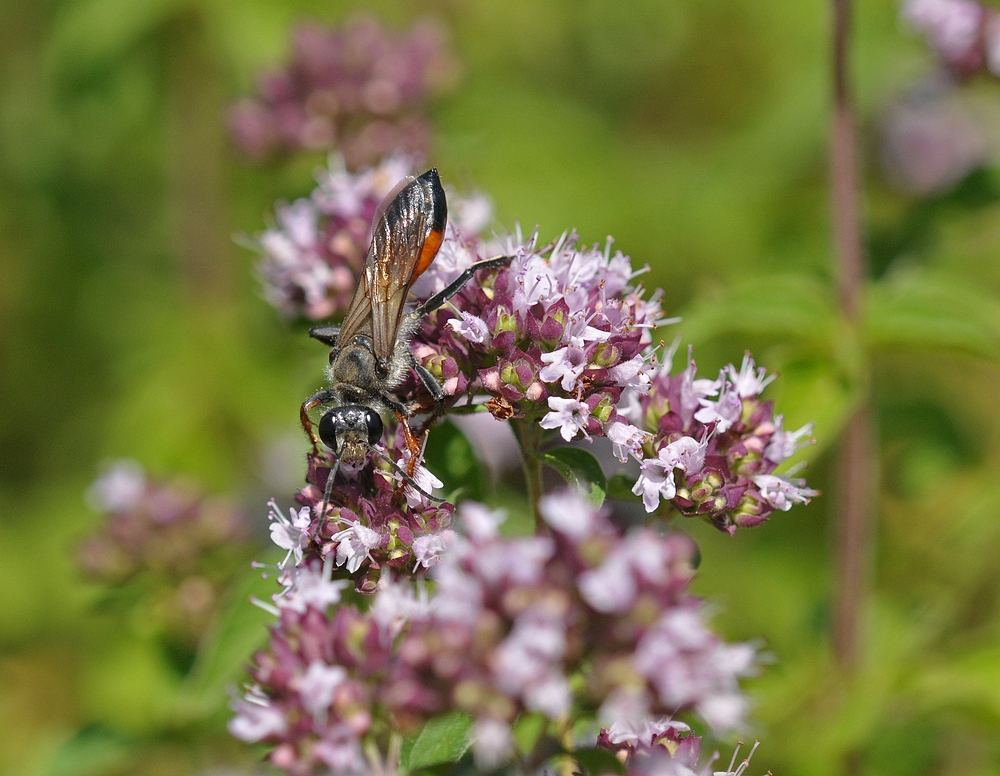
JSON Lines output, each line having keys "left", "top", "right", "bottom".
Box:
{"left": 318, "top": 406, "right": 384, "bottom": 463}
{"left": 330, "top": 343, "right": 379, "bottom": 390}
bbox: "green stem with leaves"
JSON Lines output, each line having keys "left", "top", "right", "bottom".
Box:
{"left": 511, "top": 418, "right": 545, "bottom": 532}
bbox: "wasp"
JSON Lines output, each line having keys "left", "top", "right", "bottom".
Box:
{"left": 300, "top": 168, "right": 511, "bottom": 499}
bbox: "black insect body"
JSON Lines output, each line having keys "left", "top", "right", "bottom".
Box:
{"left": 300, "top": 168, "right": 512, "bottom": 482}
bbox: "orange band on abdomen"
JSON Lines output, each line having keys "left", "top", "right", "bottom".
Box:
{"left": 413, "top": 228, "right": 444, "bottom": 280}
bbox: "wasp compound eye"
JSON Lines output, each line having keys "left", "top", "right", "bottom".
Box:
{"left": 318, "top": 410, "right": 339, "bottom": 450}
{"left": 365, "top": 410, "right": 384, "bottom": 446}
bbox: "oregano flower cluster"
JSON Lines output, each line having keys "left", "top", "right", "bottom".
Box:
{"left": 271, "top": 429, "right": 455, "bottom": 593}
{"left": 232, "top": 495, "right": 756, "bottom": 773}
{"left": 79, "top": 460, "right": 251, "bottom": 641}
{"left": 229, "top": 15, "right": 457, "bottom": 167}
{"left": 409, "top": 228, "right": 663, "bottom": 439}
{"left": 235, "top": 156, "right": 816, "bottom": 773}
{"left": 625, "top": 348, "right": 817, "bottom": 534}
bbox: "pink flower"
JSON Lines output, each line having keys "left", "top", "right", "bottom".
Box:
{"left": 725, "top": 354, "right": 776, "bottom": 398}
{"left": 539, "top": 396, "right": 591, "bottom": 441}
{"left": 633, "top": 437, "right": 707, "bottom": 513}
{"left": 694, "top": 388, "right": 743, "bottom": 433}
{"left": 578, "top": 552, "right": 636, "bottom": 612}
{"left": 752, "top": 474, "right": 819, "bottom": 511}
{"left": 606, "top": 420, "right": 651, "bottom": 462}
{"left": 447, "top": 311, "right": 491, "bottom": 343}
{"left": 86, "top": 459, "right": 146, "bottom": 513}
{"left": 298, "top": 662, "right": 347, "bottom": 716}
{"left": 330, "top": 522, "right": 383, "bottom": 573}
{"left": 539, "top": 490, "right": 596, "bottom": 541}
{"left": 411, "top": 533, "right": 449, "bottom": 569}
{"left": 539, "top": 344, "right": 590, "bottom": 391}
{"left": 459, "top": 502, "right": 505, "bottom": 541}
{"left": 274, "top": 560, "right": 348, "bottom": 613}
{"left": 229, "top": 693, "right": 287, "bottom": 742}
{"left": 267, "top": 499, "right": 312, "bottom": 568}
{"left": 472, "top": 718, "right": 514, "bottom": 769}
{"left": 764, "top": 415, "right": 815, "bottom": 463}
{"left": 314, "top": 724, "right": 366, "bottom": 773}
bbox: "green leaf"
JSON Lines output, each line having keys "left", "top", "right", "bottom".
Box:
{"left": 574, "top": 747, "right": 625, "bottom": 776}
{"left": 423, "top": 418, "right": 487, "bottom": 502}
{"left": 539, "top": 447, "right": 607, "bottom": 506}
{"left": 512, "top": 712, "right": 547, "bottom": 756}
{"left": 405, "top": 711, "right": 474, "bottom": 770}
{"left": 398, "top": 736, "right": 415, "bottom": 773}
{"left": 606, "top": 473, "right": 642, "bottom": 503}
{"left": 46, "top": 725, "right": 132, "bottom": 776}
{"left": 173, "top": 560, "right": 278, "bottom": 719}
{"left": 865, "top": 270, "right": 1000, "bottom": 359}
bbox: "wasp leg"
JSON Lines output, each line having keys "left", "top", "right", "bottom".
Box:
{"left": 392, "top": 409, "right": 424, "bottom": 478}
{"left": 412, "top": 358, "right": 446, "bottom": 402}
{"left": 382, "top": 394, "right": 429, "bottom": 450}
{"left": 413, "top": 255, "right": 515, "bottom": 317}
{"left": 407, "top": 356, "right": 449, "bottom": 432}
{"left": 301, "top": 388, "right": 336, "bottom": 453}
{"left": 387, "top": 402, "right": 426, "bottom": 489}
{"left": 308, "top": 326, "right": 340, "bottom": 347}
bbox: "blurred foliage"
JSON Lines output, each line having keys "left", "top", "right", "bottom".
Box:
{"left": 6, "top": 0, "right": 1000, "bottom": 774}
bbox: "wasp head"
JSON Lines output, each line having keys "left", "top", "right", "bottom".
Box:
{"left": 318, "top": 406, "right": 384, "bottom": 465}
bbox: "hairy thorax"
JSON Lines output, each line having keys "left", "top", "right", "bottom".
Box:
{"left": 328, "top": 340, "right": 381, "bottom": 393}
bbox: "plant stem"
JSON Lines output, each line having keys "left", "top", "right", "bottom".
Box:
{"left": 167, "top": 9, "right": 234, "bottom": 307}
{"left": 511, "top": 418, "right": 545, "bottom": 532}
{"left": 833, "top": 404, "right": 874, "bottom": 669}
{"left": 830, "top": 0, "right": 874, "bottom": 674}
{"left": 832, "top": 0, "right": 864, "bottom": 322}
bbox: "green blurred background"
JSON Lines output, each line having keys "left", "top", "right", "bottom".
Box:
{"left": 6, "top": 0, "right": 1000, "bottom": 774}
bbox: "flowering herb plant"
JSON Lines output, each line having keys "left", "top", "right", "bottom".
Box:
{"left": 229, "top": 15, "right": 457, "bottom": 168}
{"left": 79, "top": 461, "right": 253, "bottom": 647}
{"left": 227, "top": 156, "right": 817, "bottom": 775}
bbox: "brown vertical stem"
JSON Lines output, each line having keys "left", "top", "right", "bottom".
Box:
{"left": 833, "top": 405, "right": 874, "bottom": 669}
{"left": 830, "top": 0, "right": 874, "bottom": 674}
{"left": 167, "top": 10, "right": 234, "bottom": 306}
{"left": 832, "top": 0, "right": 864, "bottom": 321}
{"left": 511, "top": 418, "right": 545, "bottom": 532}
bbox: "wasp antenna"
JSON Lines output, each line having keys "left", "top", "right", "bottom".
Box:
{"left": 317, "top": 451, "right": 344, "bottom": 521}
{"left": 374, "top": 448, "right": 447, "bottom": 504}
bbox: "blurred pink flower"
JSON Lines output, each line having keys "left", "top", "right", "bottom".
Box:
{"left": 229, "top": 15, "right": 458, "bottom": 168}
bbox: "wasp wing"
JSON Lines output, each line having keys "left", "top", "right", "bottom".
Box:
{"left": 335, "top": 175, "right": 416, "bottom": 344}
{"left": 336, "top": 168, "right": 447, "bottom": 365}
